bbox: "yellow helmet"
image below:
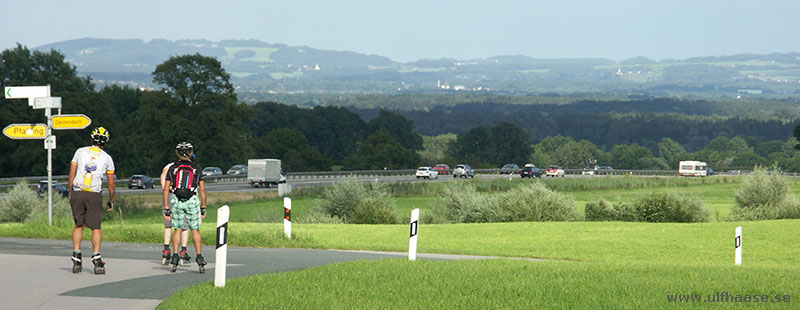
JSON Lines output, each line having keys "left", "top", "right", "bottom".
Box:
{"left": 91, "top": 127, "right": 109, "bottom": 145}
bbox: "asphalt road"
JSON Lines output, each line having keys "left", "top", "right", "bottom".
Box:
{"left": 0, "top": 237, "right": 538, "bottom": 309}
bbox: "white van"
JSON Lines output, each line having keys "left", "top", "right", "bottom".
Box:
{"left": 679, "top": 160, "right": 707, "bottom": 177}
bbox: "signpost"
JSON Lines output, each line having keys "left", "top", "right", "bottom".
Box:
{"left": 52, "top": 114, "right": 91, "bottom": 130}
{"left": 3, "top": 124, "right": 47, "bottom": 139}
{"left": 5, "top": 86, "right": 49, "bottom": 106}
{"left": 4, "top": 85, "right": 91, "bottom": 226}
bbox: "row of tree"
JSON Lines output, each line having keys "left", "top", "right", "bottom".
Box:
{"left": 0, "top": 45, "right": 424, "bottom": 177}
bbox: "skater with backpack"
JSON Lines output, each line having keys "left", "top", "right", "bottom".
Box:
{"left": 163, "top": 142, "right": 208, "bottom": 273}
{"left": 160, "top": 161, "right": 190, "bottom": 266}
{"left": 68, "top": 127, "right": 116, "bottom": 274}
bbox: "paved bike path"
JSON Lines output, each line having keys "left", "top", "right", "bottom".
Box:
{"left": 0, "top": 237, "right": 533, "bottom": 309}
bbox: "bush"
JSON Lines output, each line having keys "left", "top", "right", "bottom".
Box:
{"left": 635, "top": 192, "right": 711, "bottom": 223}
{"left": 349, "top": 198, "right": 399, "bottom": 224}
{"left": 438, "top": 183, "right": 502, "bottom": 223}
{"left": 0, "top": 182, "right": 39, "bottom": 223}
{"left": 585, "top": 199, "right": 616, "bottom": 221}
{"left": 299, "top": 208, "right": 345, "bottom": 224}
{"left": 26, "top": 195, "right": 72, "bottom": 225}
{"left": 731, "top": 165, "right": 800, "bottom": 220}
{"left": 313, "top": 178, "right": 390, "bottom": 222}
{"left": 499, "top": 182, "right": 581, "bottom": 222}
{"left": 585, "top": 199, "right": 638, "bottom": 222}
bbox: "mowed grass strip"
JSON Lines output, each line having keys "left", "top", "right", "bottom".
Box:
{"left": 4, "top": 219, "right": 796, "bottom": 268}
{"left": 159, "top": 259, "right": 799, "bottom": 310}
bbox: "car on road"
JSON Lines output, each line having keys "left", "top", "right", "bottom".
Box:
{"left": 520, "top": 165, "right": 542, "bottom": 178}
{"left": 598, "top": 166, "right": 614, "bottom": 175}
{"left": 128, "top": 175, "right": 155, "bottom": 189}
{"left": 582, "top": 166, "right": 613, "bottom": 175}
{"left": 415, "top": 167, "right": 439, "bottom": 179}
{"left": 226, "top": 164, "right": 247, "bottom": 176}
{"left": 546, "top": 165, "right": 565, "bottom": 177}
{"left": 500, "top": 164, "right": 520, "bottom": 174}
{"left": 37, "top": 180, "right": 69, "bottom": 198}
{"left": 433, "top": 164, "right": 450, "bottom": 175}
{"left": 453, "top": 164, "right": 475, "bottom": 178}
{"left": 202, "top": 167, "right": 223, "bottom": 177}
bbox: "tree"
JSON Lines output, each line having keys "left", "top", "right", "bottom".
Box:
{"left": 152, "top": 53, "right": 235, "bottom": 106}
{"left": 610, "top": 144, "right": 653, "bottom": 169}
{"left": 265, "top": 128, "right": 331, "bottom": 172}
{"left": 657, "top": 138, "right": 688, "bottom": 169}
{"left": 448, "top": 122, "right": 532, "bottom": 167}
{"left": 343, "top": 131, "right": 420, "bottom": 170}
{"left": 368, "top": 110, "right": 423, "bottom": 150}
{"left": 0, "top": 45, "right": 96, "bottom": 176}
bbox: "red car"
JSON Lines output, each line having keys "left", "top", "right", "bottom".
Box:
{"left": 433, "top": 164, "right": 450, "bottom": 175}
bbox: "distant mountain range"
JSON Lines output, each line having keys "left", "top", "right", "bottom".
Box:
{"left": 35, "top": 38, "right": 800, "bottom": 100}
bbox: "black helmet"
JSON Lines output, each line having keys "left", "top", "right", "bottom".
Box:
{"left": 176, "top": 142, "right": 193, "bottom": 158}
{"left": 91, "top": 127, "right": 109, "bottom": 146}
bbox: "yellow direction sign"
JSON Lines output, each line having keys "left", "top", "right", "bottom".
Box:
{"left": 3, "top": 124, "right": 47, "bottom": 139}
{"left": 52, "top": 114, "right": 91, "bottom": 130}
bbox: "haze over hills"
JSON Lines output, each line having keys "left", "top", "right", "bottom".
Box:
{"left": 32, "top": 38, "right": 800, "bottom": 102}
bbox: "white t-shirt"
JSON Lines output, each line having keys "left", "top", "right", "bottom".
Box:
{"left": 71, "top": 146, "right": 115, "bottom": 193}
{"left": 161, "top": 162, "right": 174, "bottom": 189}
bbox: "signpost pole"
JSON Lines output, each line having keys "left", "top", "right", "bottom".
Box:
{"left": 45, "top": 85, "right": 53, "bottom": 226}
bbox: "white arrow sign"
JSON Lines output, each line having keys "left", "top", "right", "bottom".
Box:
{"left": 5, "top": 86, "right": 50, "bottom": 106}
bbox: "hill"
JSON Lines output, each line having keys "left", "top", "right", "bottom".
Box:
{"left": 34, "top": 38, "right": 800, "bottom": 101}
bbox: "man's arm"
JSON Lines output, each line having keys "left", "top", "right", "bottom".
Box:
{"left": 199, "top": 180, "right": 207, "bottom": 219}
{"left": 163, "top": 180, "right": 172, "bottom": 220}
{"left": 106, "top": 173, "right": 116, "bottom": 210}
{"left": 68, "top": 163, "right": 77, "bottom": 197}
{"left": 160, "top": 166, "right": 169, "bottom": 189}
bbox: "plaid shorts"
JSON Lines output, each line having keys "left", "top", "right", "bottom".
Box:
{"left": 171, "top": 195, "right": 201, "bottom": 230}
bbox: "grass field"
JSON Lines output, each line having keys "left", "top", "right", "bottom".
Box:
{"left": 2, "top": 177, "right": 799, "bottom": 309}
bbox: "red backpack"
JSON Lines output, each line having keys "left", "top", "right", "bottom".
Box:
{"left": 171, "top": 163, "right": 197, "bottom": 201}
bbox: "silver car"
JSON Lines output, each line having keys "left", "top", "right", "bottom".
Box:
{"left": 453, "top": 164, "right": 475, "bottom": 178}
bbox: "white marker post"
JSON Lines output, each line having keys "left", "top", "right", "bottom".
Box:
{"left": 284, "top": 197, "right": 292, "bottom": 239}
{"left": 735, "top": 226, "right": 742, "bottom": 265}
{"left": 409, "top": 208, "right": 419, "bottom": 261}
{"left": 215, "top": 205, "right": 230, "bottom": 287}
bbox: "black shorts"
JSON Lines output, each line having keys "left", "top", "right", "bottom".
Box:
{"left": 70, "top": 191, "right": 104, "bottom": 229}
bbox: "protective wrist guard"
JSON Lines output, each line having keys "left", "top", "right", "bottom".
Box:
{"left": 163, "top": 209, "right": 172, "bottom": 216}
{"left": 200, "top": 208, "right": 207, "bottom": 216}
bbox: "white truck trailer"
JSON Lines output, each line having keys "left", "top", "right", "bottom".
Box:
{"left": 248, "top": 159, "right": 285, "bottom": 188}
{"left": 678, "top": 160, "right": 708, "bottom": 177}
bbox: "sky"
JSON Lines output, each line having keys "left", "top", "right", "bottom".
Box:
{"left": 3, "top": 0, "right": 799, "bottom": 62}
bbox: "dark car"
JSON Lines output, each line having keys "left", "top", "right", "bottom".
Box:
{"left": 520, "top": 165, "right": 542, "bottom": 178}
{"left": 433, "top": 164, "right": 450, "bottom": 175}
{"left": 500, "top": 164, "right": 520, "bottom": 174}
{"left": 598, "top": 166, "right": 614, "bottom": 175}
{"left": 128, "top": 175, "right": 155, "bottom": 189}
{"left": 37, "top": 180, "right": 69, "bottom": 198}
